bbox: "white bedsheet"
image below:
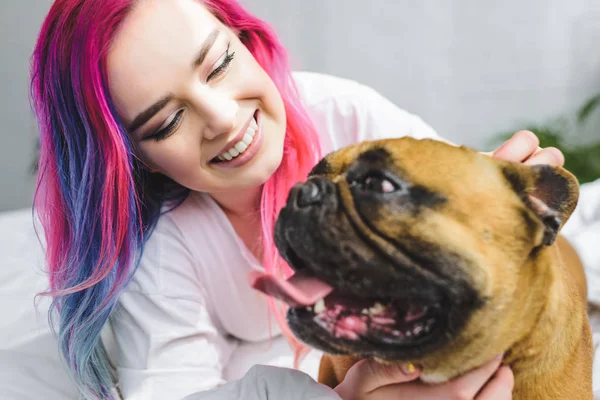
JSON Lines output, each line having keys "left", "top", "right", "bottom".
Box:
{"left": 1, "top": 178, "right": 599, "bottom": 399}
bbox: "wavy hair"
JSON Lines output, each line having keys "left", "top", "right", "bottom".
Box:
{"left": 30, "top": 0, "right": 320, "bottom": 398}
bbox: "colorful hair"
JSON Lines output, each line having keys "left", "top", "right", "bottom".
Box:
{"left": 202, "top": 0, "right": 320, "bottom": 364}
{"left": 30, "top": 0, "right": 320, "bottom": 398}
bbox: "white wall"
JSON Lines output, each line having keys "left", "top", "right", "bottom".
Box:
{"left": 2, "top": 0, "right": 600, "bottom": 212}
{"left": 0, "top": 0, "right": 53, "bottom": 212}
{"left": 240, "top": 0, "right": 600, "bottom": 147}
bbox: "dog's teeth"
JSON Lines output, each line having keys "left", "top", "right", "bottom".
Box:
{"left": 413, "top": 324, "right": 424, "bottom": 336}
{"left": 392, "top": 330, "right": 401, "bottom": 336}
{"left": 369, "top": 302, "right": 385, "bottom": 315}
{"left": 405, "top": 330, "right": 412, "bottom": 337}
{"left": 306, "top": 306, "right": 312, "bottom": 311}
{"left": 361, "top": 308, "right": 369, "bottom": 315}
{"left": 314, "top": 299, "right": 326, "bottom": 314}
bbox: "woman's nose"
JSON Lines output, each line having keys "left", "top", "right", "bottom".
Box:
{"left": 200, "top": 90, "right": 239, "bottom": 140}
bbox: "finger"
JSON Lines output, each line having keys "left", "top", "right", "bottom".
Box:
{"left": 443, "top": 356, "right": 504, "bottom": 399}
{"left": 476, "top": 366, "right": 515, "bottom": 399}
{"left": 492, "top": 131, "right": 539, "bottom": 162}
{"left": 351, "top": 359, "right": 420, "bottom": 393}
{"left": 362, "top": 357, "right": 504, "bottom": 400}
{"left": 523, "top": 147, "right": 565, "bottom": 167}
{"left": 481, "top": 147, "right": 540, "bottom": 158}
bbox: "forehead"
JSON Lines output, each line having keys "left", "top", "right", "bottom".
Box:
{"left": 324, "top": 138, "right": 507, "bottom": 194}
{"left": 106, "top": 0, "right": 220, "bottom": 123}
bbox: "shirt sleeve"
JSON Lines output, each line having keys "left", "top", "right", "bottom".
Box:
{"left": 182, "top": 365, "right": 341, "bottom": 400}
{"left": 107, "top": 214, "right": 237, "bottom": 400}
{"left": 111, "top": 292, "right": 231, "bottom": 400}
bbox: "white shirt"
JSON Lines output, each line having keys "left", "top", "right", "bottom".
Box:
{"left": 104, "top": 72, "right": 440, "bottom": 400}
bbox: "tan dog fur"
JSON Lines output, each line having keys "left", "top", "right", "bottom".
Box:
{"left": 306, "top": 138, "right": 593, "bottom": 399}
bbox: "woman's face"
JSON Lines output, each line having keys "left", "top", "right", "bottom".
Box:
{"left": 107, "top": 0, "right": 286, "bottom": 195}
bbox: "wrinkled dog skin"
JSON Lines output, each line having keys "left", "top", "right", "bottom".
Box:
{"left": 274, "top": 138, "right": 593, "bottom": 400}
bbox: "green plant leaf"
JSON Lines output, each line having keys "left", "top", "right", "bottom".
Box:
{"left": 489, "top": 122, "right": 600, "bottom": 185}
{"left": 577, "top": 93, "right": 600, "bottom": 124}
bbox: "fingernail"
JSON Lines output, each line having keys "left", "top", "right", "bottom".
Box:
{"left": 495, "top": 354, "right": 503, "bottom": 361}
{"left": 400, "top": 362, "right": 416, "bottom": 374}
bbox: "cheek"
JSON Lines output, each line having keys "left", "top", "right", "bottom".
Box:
{"left": 237, "top": 50, "right": 285, "bottom": 120}
{"left": 141, "top": 138, "right": 200, "bottom": 177}
{"left": 264, "top": 76, "right": 285, "bottom": 124}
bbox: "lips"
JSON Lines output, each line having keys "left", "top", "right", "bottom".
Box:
{"left": 211, "top": 110, "right": 259, "bottom": 163}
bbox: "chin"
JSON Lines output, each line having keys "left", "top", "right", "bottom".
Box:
{"left": 232, "top": 152, "right": 284, "bottom": 190}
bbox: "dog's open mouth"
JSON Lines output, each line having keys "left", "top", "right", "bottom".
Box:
{"left": 250, "top": 269, "right": 441, "bottom": 345}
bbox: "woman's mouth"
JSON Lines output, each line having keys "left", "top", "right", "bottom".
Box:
{"left": 210, "top": 110, "right": 262, "bottom": 168}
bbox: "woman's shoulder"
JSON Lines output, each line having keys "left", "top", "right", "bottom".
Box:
{"left": 291, "top": 71, "right": 440, "bottom": 150}
{"left": 292, "top": 71, "right": 369, "bottom": 107}
{"left": 290, "top": 71, "right": 424, "bottom": 130}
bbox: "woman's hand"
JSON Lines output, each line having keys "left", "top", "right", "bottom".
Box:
{"left": 486, "top": 130, "right": 564, "bottom": 167}
{"left": 334, "top": 355, "right": 514, "bottom": 400}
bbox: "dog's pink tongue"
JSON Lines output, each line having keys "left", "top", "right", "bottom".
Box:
{"left": 249, "top": 269, "right": 334, "bottom": 308}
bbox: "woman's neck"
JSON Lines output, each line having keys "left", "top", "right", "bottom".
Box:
{"left": 211, "top": 185, "right": 263, "bottom": 219}
{"left": 210, "top": 185, "right": 265, "bottom": 260}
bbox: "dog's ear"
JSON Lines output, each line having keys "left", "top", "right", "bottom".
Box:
{"left": 502, "top": 163, "right": 579, "bottom": 246}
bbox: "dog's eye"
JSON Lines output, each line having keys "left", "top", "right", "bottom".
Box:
{"left": 361, "top": 175, "right": 397, "bottom": 193}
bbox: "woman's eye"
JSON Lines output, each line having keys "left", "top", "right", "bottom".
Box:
{"left": 207, "top": 43, "right": 235, "bottom": 82}
{"left": 147, "top": 109, "right": 185, "bottom": 142}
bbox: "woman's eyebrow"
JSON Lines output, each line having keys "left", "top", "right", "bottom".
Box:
{"left": 192, "top": 28, "right": 219, "bottom": 68}
{"left": 129, "top": 95, "right": 173, "bottom": 133}
{"left": 128, "top": 28, "right": 220, "bottom": 133}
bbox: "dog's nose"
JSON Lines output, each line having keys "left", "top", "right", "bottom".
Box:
{"left": 295, "top": 180, "right": 323, "bottom": 208}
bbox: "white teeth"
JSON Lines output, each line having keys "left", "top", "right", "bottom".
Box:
{"left": 361, "top": 308, "right": 369, "bottom": 315}
{"left": 234, "top": 142, "right": 247, "bottom": 153}
{"left": 314, "top": 299, "right": 326, "bottom": 314}
{"left": 242, "top": 133, "right": 253, "bottom": 145}
{"left": 218, "top": 117, "right": 258, "bottom": 161}
{"left": 413, "top": 324, "right": 424, "bottom": 335}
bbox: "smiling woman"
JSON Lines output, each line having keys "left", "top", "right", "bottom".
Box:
{"left": 30, "top": 0, "right": 564, "bottom": 399}
{"left": 31, "top": 0, "right": 321, "bottom": 398}
{"left": 107, "top": 1, "right": 290, "bottom": 194}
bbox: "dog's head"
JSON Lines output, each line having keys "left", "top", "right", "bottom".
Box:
{"left": 266, "top": 138, "right": 578, "bottom": 378}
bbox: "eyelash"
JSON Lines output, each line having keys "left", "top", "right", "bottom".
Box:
{"left": 207, "top": 43, "right": 235, "bottom": 82}
{"left": 148, "top": 44, "right": 236, "bottom": 142}
{"left": 150, "top": 109, "right": 185, "bottom": 141}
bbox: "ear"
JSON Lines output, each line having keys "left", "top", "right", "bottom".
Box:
{"left": 503, "top": 164, "right": 580, "bottom": 246}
